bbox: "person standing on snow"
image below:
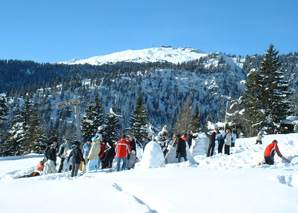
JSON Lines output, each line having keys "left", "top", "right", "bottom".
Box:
{"left": 216, "top": 129, "right": 224, "bottom": 154}
{"left": 58, "top": 139, "right": 72, "bottom": 173}
{"left": 44, "top": 144, "right": 57, "bottom": 174}
{"left": 264, "top": 140, "right": 290, "bottom": 165}
{"left": 87, "top": 137, "right": 101, "bottom": 172}
{"left": 205, "top": 131, "right": 216, "bottom": 157}
{"left": 175, "top": 134, "right": 188, "bottom": 163}
{"left": 231, "top": 129, "right": 237, "bottom": 147}
{"left": 115, "top": 135, "right": 131, "bottom": 171}
{"left": 97, "top": 141, "right": 105, "bottom": 170}
{"left": 102, "top": 139, "right": 116, "bottom": 170}
{"left": 224, "top": 129, "right": 232, "bottom": 155}
{"left": 82, "top": 137, "right": 92, "bottom": 174}
{"left": 256, "top": 130, "right": 264, "bottom": 145}
{"left": 186, "top": 130, "right": 198, "bottom": 149}
{"left": 67, "top": 141, "right": 85, "bottom": 177}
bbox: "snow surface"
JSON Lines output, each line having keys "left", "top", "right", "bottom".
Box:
{"left": 0, "top": 133, "right": 298, "bottom": 213}
{"left": 60, "top": 47, "right": 208, "bottom": 65}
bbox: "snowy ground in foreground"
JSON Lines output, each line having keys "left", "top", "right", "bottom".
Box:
{"left": 0, "top": 133, "right": 298, "bottom": 213}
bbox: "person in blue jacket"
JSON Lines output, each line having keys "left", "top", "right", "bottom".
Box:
{"left": 82, "top": 136, "right": 92, "bottom": 174}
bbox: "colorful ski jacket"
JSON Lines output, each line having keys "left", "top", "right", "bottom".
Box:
{"left": 115, "top": 138, "right": 131, "bottom": 158}
{"left": 264, "top": 142, "right": 282, "bottom": 158}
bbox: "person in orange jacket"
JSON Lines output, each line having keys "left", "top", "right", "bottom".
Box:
{"left": 115, "top": 135, "right": 131, "bottom": 171}
{"left": 264, "top": 140, "right": 289, "bottom": 165}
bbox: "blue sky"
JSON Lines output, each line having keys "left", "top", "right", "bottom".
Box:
{"left": 0, "top": 0, "right": 297, "bottom": 63}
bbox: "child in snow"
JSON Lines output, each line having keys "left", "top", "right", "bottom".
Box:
{"left": 127, "top": 150, "right": 138, "bottom": 169}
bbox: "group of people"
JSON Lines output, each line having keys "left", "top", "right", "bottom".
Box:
{"left": 205, "top": 128, "right": 237, "bottom": 157}
{"left": 20, "top": 128, "right": 290, "bottom": 178}
{"left": 40, "top": 134, "right": 140, "bottom": 177}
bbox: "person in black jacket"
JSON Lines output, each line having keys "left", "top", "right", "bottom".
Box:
{"left": 205, "top": 131, "right": 216, "bottom": 157}
{"left": 102, "top": 140, "right": 116, "bottom": 170}
{"left": 67, "top": 141, "right": 85, "bottom": 177}
{"left": 44, "top": 144, "right": 57, "bottom": 174}
{"left": 186, "top": 130, "right": 198, "bottom": 148}
{"left": 175, "top": 134, "right": 188, "bottom": 163}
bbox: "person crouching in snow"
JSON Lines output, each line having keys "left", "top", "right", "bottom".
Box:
{"left": 127, "top": 150, "right": 138, "bottom": 169}
{"left": 20, "top": 160, "right": 45, "bottom": 178}
{"left": 264, "top": 140, "right": 290, "bottom": 165}
{"left": 67, "top": 141, "right": 85, "bottom": 177}
{"left": 87, "top": 137, "right": 101, "bottom": 172}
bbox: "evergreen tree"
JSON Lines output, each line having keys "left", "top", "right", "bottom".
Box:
{"left": 81, "top": 94, "right": 105, "bottom": 140}
{"left": 4, "top": 96, "right": 34, "bottom": 155}
{"left": 190, "top": 104, "right": 200, "bottom": 132}
{"left": 0, "top": 93, "right": 9, "bottom": 144}
{"left": 259, "top": 44, "right": 292, "bottom": 133}
{"left": 103, "top": 114, "right": 122, "bottom": 142}
{"left": 242, "top": 68, "right": 265, "bottom": 136}
{"left": 130, "top": 92, "right": 148, "bottom": 142}
{"left": 241, "top": 45, "right": 292, "bottom": 135}
{"left": 30, "top": 103, "right": 47, "bottom": 153}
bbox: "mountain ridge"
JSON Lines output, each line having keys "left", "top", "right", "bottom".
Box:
{"left": 60, "top": 46, "right": 208, "bottom": 65}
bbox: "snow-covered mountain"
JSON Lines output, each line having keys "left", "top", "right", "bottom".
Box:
{"left": 61, "top": 46, "right": 208, "bottom": 65}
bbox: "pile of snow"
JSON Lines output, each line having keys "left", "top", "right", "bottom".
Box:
{"left": 136, "top": 141, "right": 164, "bottom": 168}
{"left": 61, "top": 47, "right": 207, "bottom": 65}
{"left": 0, "top": 133, "right": 298, "bottom": 212}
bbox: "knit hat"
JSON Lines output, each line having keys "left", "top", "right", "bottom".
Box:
{"left": 92, "top": 137, "right": 98, "bottom": 142}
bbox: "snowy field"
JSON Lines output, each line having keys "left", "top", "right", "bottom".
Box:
{"left": 0, "top": 133, "right": 298, "bottom": 213}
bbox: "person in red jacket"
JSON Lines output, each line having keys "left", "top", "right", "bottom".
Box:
{"left": 115, "top": 135, "right": 131, "bottom": 171}
{"left": 97, "top": 141, "right": 106, "bottom": 170}
{"left": 264, "top": 140, "right": 289, "bottom": 165}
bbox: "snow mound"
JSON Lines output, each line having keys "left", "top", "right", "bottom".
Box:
{"left": 136, "top": 141, "right": 164, "bottom": 168}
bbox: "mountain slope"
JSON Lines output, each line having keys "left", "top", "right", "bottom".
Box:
{"left": 61, "top": 47, "right": 207, "bottom": 65}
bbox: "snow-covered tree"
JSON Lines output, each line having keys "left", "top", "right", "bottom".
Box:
{"left": 0, "top": 93, "right": 9, "bottom": 144}
{"left": 4, "top": 96, "right": 34, "bottom": 155}
{"left": 103, "top": 114, "right": 122, "bottom": 142}
{"left": 259, "top": 44, "right": 292, "bottom": 133}
{"left": 130, "top": 92, "right": 148, "bottom": 142}
{"left": 81, "top": 94, "right": 105, "bottom": 141}
{"left": 237, "top": 45, "right": 292, "bottom": 136}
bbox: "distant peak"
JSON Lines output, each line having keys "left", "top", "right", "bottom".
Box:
{"left": 60, "top": 46, "right": 207, "bottom": 65}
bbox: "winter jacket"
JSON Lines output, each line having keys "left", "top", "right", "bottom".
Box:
{"left": 216, "top": 132, "right": 223, "bottom": 142}
{"left": 256, "top": 131, "right": 263, "bottom": 141}
{"left": 47, "top": 148, "right": 57, "bottom": 162}
{"left": 129, "top": 139, "right": 136, "bottom": 151}
{"left": 115, "top": 138, "right": 131, "bottom": 158}
{"left": 186, "top": 134, "right": 197, "bottom": 148}
{"left": 58, "top": 143, "right": 71, "bottom": 158}
{"left": 127, "top": 155, "right": 138, "bottom": 169}
{"left": 264, "top": 142, "right": 282, "bottom": 158}
{"left": 103, "top": 141, "right": 116, "bottom": 161}
{"left": 98, "top": 144, "right": 105, "bottom": 157}
{"left": 68, "top": 146, "right": 85, "bottom": 164}
{"left": 176, "top": 137, "right": 187, "bottom": 158}
{"left": 82, "top": 142, "right": 92, "bottom": 156}
{"left": 225, "top": 132, "right": 232, "bottom": 146}
{"left": 205, "top": 132, "right": 216, "bottom": 146}
{"left": 87, "top": 142, "right": 101, "bottom": 160}
{"left": 232, "top": 133, "right": 237, "bottom": 143}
